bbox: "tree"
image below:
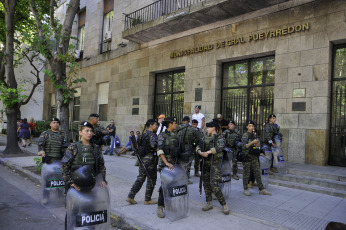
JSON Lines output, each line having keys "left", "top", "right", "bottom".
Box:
{"left": 28, "top": 0, "right": 82, "bottom": 138}
{"left": 0, "top": 0, "right": 41, "bottom": 154}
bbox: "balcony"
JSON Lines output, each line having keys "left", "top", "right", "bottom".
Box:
{"left": 122, "top": 0, "right": 290, "bottom": 44}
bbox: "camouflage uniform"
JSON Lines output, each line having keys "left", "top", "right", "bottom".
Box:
{"left": 264, "top": 123, "right": 279, "bottom": 145}
{"left": 177, "top": 124, "right": 199, "bottom": 177}
{"left": 157, "top": 130, "right": 180, "bottom": 207}
{"left": 90, "top": 124, "right": 109, "bottom": 147}
{"left": 196, "top": 133, "right": 227, "bottom": 206}
{"left": 61, "top": 141, "right": 106, "bottom": 191}
{"left": 128, "top": 131, "right": 158, "bottom": 201}
{"left": 38, "top": 130, "right": 68, "bottom": 160}
{"left": 241, "top": 131, "right": 264, "bottom": 190}
{"left": 264, "top": 122, "right": 280, "bottom": 168}
{"left": 223, "top": 128, "right": 241, "bottom": 175}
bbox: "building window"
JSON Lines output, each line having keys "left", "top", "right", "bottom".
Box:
{"left": 221, "top": 56, "right": 275, "bottom": 138}
{"left": 73, "top": 88, "right": 81, "bottom": 121}
{"left": 77, "top": 9, "right": 86, "bottom": 60}
{"left": 330, "top": 44, "right": 346, "bottom": 166}
{"left": 154, "top": 70, "right": 184, "bottom": 122}
{"left": 50, "top": 93, "right": 56, "bottom": 119}
{"left": 101, "top": 0, "right": 114, "bottom": 53}
{"left": 97, "top": 82, "right": 109, "bottom": 121}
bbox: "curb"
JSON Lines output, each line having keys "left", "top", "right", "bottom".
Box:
{"left": 0, "top": 157, "right": 141, "bottom": 230}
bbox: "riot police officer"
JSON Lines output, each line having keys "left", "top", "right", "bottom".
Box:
{"left": 264, "top": 114, "right": 280, "bottom": 174}
{"left": 191, "top": 119, "right": 203, "bottom": 176}
{"left": 61, "top": 121, "right": 107, "bottom": 192}
{"left": 196, "top": 120, "right": 230, "bottom": 215}
{"left": 38, "top": 117, "right": 68, "bottom": 204}
{"left": 157, "top": 117, "right": 180, "bottom": 218}
{"left": 242, "top": 120, "right": 271, "bottom": 196}
{"left": 223, "top": 120, "right": 241, "bottom": 180}
{"left": 88, "top": 113, "right": 109, "bottom": 148}
{"left": 177, "top": 116, "right": 198, "bottom": 184}
{"left": 126, "top": 119, "right": 158, "bottom": 205}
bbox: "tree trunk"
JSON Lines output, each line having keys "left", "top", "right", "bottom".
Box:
{"left": 3, "top": 106, "right": 22, "bottom": 154}
{"left": 3, "top": 0, "right": 22, "bottom": 154}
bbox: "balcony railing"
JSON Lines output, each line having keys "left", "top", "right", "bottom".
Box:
{"left": 124, "top": 0, "right": 204, "bottom": 30}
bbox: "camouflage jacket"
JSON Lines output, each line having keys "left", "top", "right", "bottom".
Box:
{"left": 223, "top": 128, "right": 241, "bottom": 149}
{"left": 61, "top": 142, "right": 106, "bottom": 189}
{"left": 139, "top": 130, "right": 158, "bottom": 154}
{"left": 157, "top": 130, "right": 180, "bottom": 164}
{"left": 91, "top": 124, "right": 109, "bottom": 146}
{"left": 196, "top": 132, "right": 225, "bottom": 161}
{"left": 264, "top": 122, "right": 279, "bottom": 144}
{"left": 241, "top": 131, "right": 257, "bottom": 156}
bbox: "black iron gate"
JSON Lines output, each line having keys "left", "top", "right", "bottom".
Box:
{"left": 221, "top": 92, "right": 274, "bottom": 141}
{"left": 330, "top": 44, "right": 346, "bottom": 167}
{"left": 221, "top": 56, "right": 275, "bottom": 140}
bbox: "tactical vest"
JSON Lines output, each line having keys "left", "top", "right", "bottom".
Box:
{"left": 71, "top": 142, "right": 96, "bottom": 172}
{"left": 204, "top": 135, "right": 214, "bottom": 152}
{"left": 46, "top": 130, "right": 64, "bottom": 159}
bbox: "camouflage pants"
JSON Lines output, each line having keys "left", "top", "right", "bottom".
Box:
{"left": 242, "top": 154, "right": 264, "bottom": 190}
{"left": 202, "top": 157, "right": 226, "bottom": 206}
{"left": 128, "top": 153, "right": 158, "bottom": 201}
{"left": 232, "top": 149, "right": 238, "bottom": 175}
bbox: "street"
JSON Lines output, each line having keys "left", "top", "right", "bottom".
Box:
{"left": 0, "top": 165, "right": 64, "bottom": 230}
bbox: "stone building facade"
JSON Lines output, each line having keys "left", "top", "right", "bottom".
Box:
{"left": 44, "top": 0, "right": 346, "bottom": 166}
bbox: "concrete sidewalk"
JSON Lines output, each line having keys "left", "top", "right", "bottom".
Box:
{"left": 0, "top": 135, "right": 345, "bottom": 230}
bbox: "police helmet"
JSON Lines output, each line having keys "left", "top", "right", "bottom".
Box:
{"left": 72, "top": 165, "right": 96, "bottom": 191}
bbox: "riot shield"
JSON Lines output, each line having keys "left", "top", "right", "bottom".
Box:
{"left": 261, "top": 144, "right": 273, "bottom": 164}
{"left": 259, "top": 156, "right": 270, "bottom": 188}
{"left": 41, "top": 161, "right": 65, "bottom": 205}
{"left": 219, "top": 159, "right": 232, "bottom": 200}
{"left": 223, "top": 148, "right": 233, "bottom": 162}
{"left": 161, "top": 164, "right": 189, "bottom": 221}
{"left": 66, "top": 174, "right": 110, "bottom": 230}
{"left": 272, "top": 147, "right": 287, "bottom": 175}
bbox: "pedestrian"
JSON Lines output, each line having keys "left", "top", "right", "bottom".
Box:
{"left": 192, "top": 105, "right": 205, "bottom": 130}
{"left": 17, "top": 118, "right": 31, "bottom": 147}
{"left": 38, "top": 117, "right": 68, "bottom": 204}
{"left": 177, "top": 116, "right": 198, "bottom": 184}
{"left": 28, "top": 117, "right": 36, "bottom": 146}
{"left": 88, "top": 113, "right": 109, "bottom": 148}
{"left": 191, "top": 119, "right": 203, "bottom": 177}
{"left": 223, "top": 120, "right": 241, "bottom": 180}
{"left": 242, "top": 120, "right": 271, "bottom": 196}
{"left": 156, "top": 114, "right": 166, "bottom": 135}
{"left": 216, "top": 114, "right": 229, "bottom": 131}
{"left": 104, "top": 119, "right": 116, "bottom": 155}
{"left": 264, "top": 114, "right": 280, "bottom": 174}
{"left": 157, "top": 117, "right": 179, "bottom": 218}
{"left": 61, "top": 121, "right": 107, "bottom": 224}
{"left": 196, "top": 120, "right": 230, "bottom": 215}
{"left": 126, "top": 119, "right": 158, "bottom": 205}
{"left": 116, "top": 131, "right": 135, "bottom": 156}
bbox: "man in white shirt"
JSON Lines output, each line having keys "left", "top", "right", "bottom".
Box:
{"left": 192, "top": 105, "right": 205, "bottom": 129}
{"left": 156, "top": 114, "right": 166, "bottom": 135}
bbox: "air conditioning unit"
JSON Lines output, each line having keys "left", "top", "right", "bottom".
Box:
{"left": 105, "top": 31, "right": 112, "bottom": 40}
{"left": 75, "top": 50, "right": 80, "bottom": 59}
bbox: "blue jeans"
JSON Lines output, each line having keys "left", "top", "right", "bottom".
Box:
{"left": 105, "top": 136, "right": 115, "bottom": 154}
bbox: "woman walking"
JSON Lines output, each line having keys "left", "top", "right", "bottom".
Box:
{"left": 18, "top": 118, "right": 31, "bottom": 147}
{"left": 28, "top": 117, "right": 36, "bottom": 146}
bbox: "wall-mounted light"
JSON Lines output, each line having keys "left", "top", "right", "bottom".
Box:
{"left": 118, "top": 42, "right": 127, "bottom": 47}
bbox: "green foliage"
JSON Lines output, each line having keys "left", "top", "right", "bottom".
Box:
{"left": 34, "top": 121, "right": 50, "bottom": 137}
{"left": 1, "top": 129, "right": 6, "bottom": 134}
{"left": 33, "top": 156, "right": 43, "bottom": 172}
{"left": 0, "top": 83, "right": 28, "bottom": 109}
{"left": 131, "top": 17, "right": 143, "bottom": 27}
